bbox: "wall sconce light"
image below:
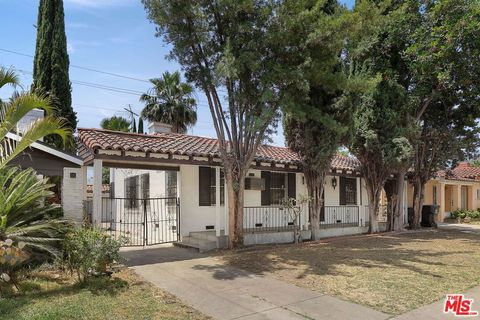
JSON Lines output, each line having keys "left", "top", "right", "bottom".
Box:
{"left": 331, "top": 176, "right": 337, "bottom": 190}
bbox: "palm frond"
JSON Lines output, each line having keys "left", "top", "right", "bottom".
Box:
{"left": 0, "top": 67, "right": 20, "bottom": 90}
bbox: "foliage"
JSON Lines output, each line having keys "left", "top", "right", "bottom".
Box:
{"left": 406, "top": 0, "right": 480, "bottom": 227}
{"left": 63, "top": 228, "right": 127, "bottom": 282}
{"left": 341, "top": 0, "right": 416, "bottom": 232}
{"left": 451, "top": 210, "right": 480, "bottom": 220}
{"left": 143, "top": 0, "right": 288, "bottom": 248}
{"left": 0, "top": 67, "right": 70, "bottom": 170}
{"left": 32, "top": 0, "right": 76, "bottom": 150}
{"left": 100, "top": 116, "right": 130, "bottom": 132}
{"left": 281, "top": 0, "right": 352, "bottom": 240}
{"left": 0, "top": 166, "right": 69, "bottom": 263}
{"left": 140, "top": 71, "right": 197, "bottom": 133}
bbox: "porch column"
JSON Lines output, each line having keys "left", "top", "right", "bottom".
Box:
{"left": 469, "top": 185, "right": 475, "bottom": 211}
{"left": 92, "top": 159, "right": 103, "bottom": 226}
{"left": 215, "top": 167, "right": 221, "bottom": 237}
{"left": 439, "top": 182, "right": 445, "bottom": 222}
{"left": 357, "top": 177, "right": 362, "bottom": 227}
{"left": 224, "top": 174, "right": 229, "bottom": 236}
{"left": 454, "top": 185, "right": 462, "bottom": 211}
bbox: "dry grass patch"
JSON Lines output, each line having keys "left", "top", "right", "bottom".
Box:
{"left": 221, "top": 229, "right": 480, "bottom": 315}
{"left": 0, "top": 268, "right": 209, "bottom": 320}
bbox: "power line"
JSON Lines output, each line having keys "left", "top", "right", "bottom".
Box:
{"left": 0, "top": 48, "right": 151, "bottom": 83}
{"left": 0, "top": 47, "right": 229, "bottom": 94}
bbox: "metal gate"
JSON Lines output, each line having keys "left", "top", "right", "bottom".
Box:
{"left": 100, "top": 197, "right": 180, "bottom": 246}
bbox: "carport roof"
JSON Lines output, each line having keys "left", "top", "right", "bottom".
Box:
{"left": 77, "top": 128, "right": 361, "bottom": 172}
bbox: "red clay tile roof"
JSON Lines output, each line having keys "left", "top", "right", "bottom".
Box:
{"left": 77, "top": 128, "right": 360, "bottom": 171}
{"left": 435, "top": 162, "right": 480, "bottom": 182}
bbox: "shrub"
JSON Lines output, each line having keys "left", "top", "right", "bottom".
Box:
{"left": 451, "top": 209, "right": 480, "bottom": 220}
{"left": 63, "top": 228, "right": 127, "bottom": 282}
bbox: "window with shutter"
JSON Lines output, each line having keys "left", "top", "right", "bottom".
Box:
{"left": 261, "top": 171, "right": 271, "bottom": 206}
{"left": 288, "top": 173, "right": 296, "bottom": 200}
{"left": 199, "top": 167, "right": 224, "bottom": 206}
{"left": 199, "top": 167, "right": 212, "bottom": 206}
{"left": 125, "top": 175, "right": 139, "bottom": 209}
{"left": 340, "top": 177, "right": 357, "bottom": 205}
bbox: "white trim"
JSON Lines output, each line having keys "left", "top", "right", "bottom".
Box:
{"left": 125, "top": 151, "right": 146, "bottom": 158}
{"left": 98, "top": 149, "right": 122, "bottom": 156}
{"left": 6, "top": 132, "right": 83, "bottom": 166}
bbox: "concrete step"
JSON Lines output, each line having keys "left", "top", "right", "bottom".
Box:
{"left": 176, "top": 236, "right": 217, "bottom": 253}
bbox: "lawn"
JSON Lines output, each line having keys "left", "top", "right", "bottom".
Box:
{"left": 221, "top": 228, "right": 480, "bottom": 315}
{"left": 0, "top": 268, "right": 209, "bottom": 320}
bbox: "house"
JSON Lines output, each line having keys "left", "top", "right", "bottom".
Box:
{"left": 77, "top": 125, "right": 407, "bottom": 250}
{"left": 407, "top": 162, "right": 480, "bottom": 222}
{"left": 6, "top": 131, "right": 85, "bottom": 222}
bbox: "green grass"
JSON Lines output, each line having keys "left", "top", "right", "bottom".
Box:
{"left": 0, "top": 268, "right": 208, "bottom": 320}
{"left": 221, "top": 229, "right": 480, "bottom": 315}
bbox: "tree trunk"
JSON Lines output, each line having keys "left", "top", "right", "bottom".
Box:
{"left": 304, "top": 168, "right": 324, "bottom": 241}
{"left": 226, "top": 168, "right": 245, "bottom": 248}
{"left": 411, "top": 176, "right": 425, "bottom": 229}
{"left": 384, "top": 179, "right": 396, "bottom": 232}
{"left": 393, "top": 170, "right": 406, "bottom": 231}
{"left": 365, "top": 180, "right": 381, "bottom": 233}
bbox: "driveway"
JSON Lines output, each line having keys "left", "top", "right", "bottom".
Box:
{"left": 123, "top": 245, "right": 388, "bottom": 320}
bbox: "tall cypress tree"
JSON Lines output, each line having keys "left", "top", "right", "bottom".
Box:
{"left": 33, "top": 0, "right": 76, "bottom": 149}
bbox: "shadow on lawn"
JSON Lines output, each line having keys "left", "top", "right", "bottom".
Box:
{"left": 221, "top": 228, "right": 480, "bottom": 281}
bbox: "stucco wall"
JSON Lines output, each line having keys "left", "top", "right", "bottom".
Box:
{"left": 62, "top": 167, "right": 84, "bottom": 222}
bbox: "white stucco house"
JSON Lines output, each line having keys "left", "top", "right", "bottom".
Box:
{"left": 77, "top": 125, "right": 406, "bottom": 250}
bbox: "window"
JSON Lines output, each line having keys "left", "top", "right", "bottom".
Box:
{"left": 125, "top": 175, "right": 139, "bottom": 209}
{"left": 261, "top": 171, "right": 296, "bottom": 206}
{"left": 433, "top": 185, "right": 438, "bottom": 205}
{"left": 339, "top": 177, "right": 357, "bottom": 205}
{"left": 166, "top": 171, "right": 178, "bottom": 198}
{"left": 199, "top": 167, "right": 225, "bottom": 206}
{"left": 141, "top": 173, "right": 149, "bottom": 199}
{"left": 477, "top": 189, "right": 480, "bottom": 200}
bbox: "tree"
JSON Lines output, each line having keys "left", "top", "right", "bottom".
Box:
{"left": 341, "top": 0, "right": 415, "bottom": 233}
{"left": 32, "top": 0, "right": 76, "bottom": 150}
{"left": 140, "top": 71, "right": 197, "bottom": 133}
{"left": 0, "top": 67, "right": 70, "bottom": 169}
{"left": 400, "top": 0, "right": 480, "bottom": 228}
{"left": 282, "top": 0, "right": 352, "bottom": 240}
{"left": 143, "top": 0, "right": 289, "bottom": 248}
{"left": 100, "top": 116, "right": 131, "bottom": 132}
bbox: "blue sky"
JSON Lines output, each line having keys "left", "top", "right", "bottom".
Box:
{"left": 0, "top": 0, "right": 354, "bottom": 146}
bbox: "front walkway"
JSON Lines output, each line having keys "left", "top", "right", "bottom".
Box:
{"left": 122, "top": 245, "right": 388, "bottom": 320}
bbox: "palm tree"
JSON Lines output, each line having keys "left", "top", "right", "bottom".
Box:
{"left": 0, "top": 67, "right": 70, "bottom": 169}
{"left": 100, "top": 116, "right": 131, "bottom": 132}
{"left": 140, "top": 71, "right": 197, "bottom": 133}
{"left": 0, "top": 67, "right": 70, "bottom": 261}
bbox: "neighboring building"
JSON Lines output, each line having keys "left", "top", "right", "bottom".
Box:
{"left": 6, "top": 132, "right": 85, "bottom": 222}
{"left": 407, "top": 162, "right": 480, "bottom": 222}
{"left": 77, "top": 126, "right": 406, "bottom": 250}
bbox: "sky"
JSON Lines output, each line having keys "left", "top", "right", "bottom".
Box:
{"left": 0, "top": 0, "right": 354, "bottom": 147}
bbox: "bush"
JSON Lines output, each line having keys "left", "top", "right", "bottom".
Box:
{"left": 63, "top": 228, "right": 127, "bottom": 282}
{"left": 451, "top": 209, "right": 480, "bottom": 220}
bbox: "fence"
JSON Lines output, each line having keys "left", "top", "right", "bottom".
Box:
{"left": 243, "top": 206, "right": 302, "bottom": 233}
{"left": 320, "top": 206, "right": 360, "bottom": 228}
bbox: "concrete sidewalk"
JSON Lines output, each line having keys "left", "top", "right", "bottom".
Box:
{"left": 123, "top": 246, "right": 389, "bottom": 320}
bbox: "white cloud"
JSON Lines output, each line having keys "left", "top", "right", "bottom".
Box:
{"left": 64, "top": 0, "right": 135, "bottom": 8}
{"left": 67, "top": 43, "right": 75, "bottom": 54}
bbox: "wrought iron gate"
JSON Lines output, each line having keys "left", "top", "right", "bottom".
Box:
{"left": 100, "top": 197, "right": 180, "bottom": 246}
